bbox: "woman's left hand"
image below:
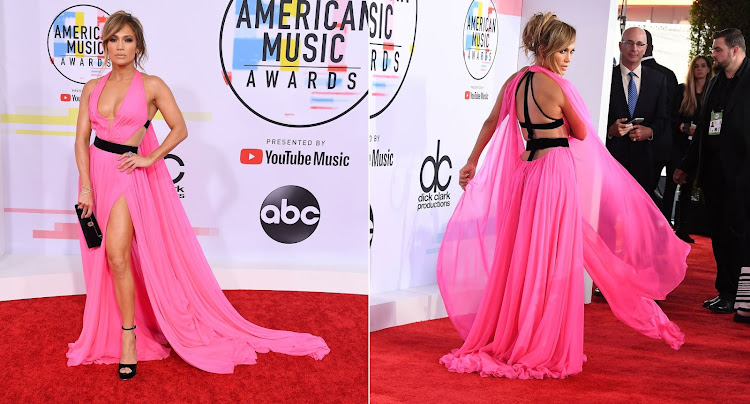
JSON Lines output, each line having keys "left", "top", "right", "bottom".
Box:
{"left": 118, "top": 152, "right": 154, "bottom": 173}
{"left": 459, "top": 162, "right": 477, "bottom": 190}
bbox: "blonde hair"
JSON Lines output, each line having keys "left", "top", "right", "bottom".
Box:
{"left": 679, "top": 55, "right": 713, "bottom": 117}
{"left": 101, "top": 11, "right": 147, "bottom": 70}
{"left": 521, "top": 12, "right": 576, "bottom": 74}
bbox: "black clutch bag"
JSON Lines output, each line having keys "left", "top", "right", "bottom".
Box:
{"left": 75, "top": 204, "right": 102, "bottom": 248}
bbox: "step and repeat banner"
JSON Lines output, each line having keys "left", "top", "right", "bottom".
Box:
{"left": 369, "top": 0, "right": 523, "bottom": 294}
{"left": 369, "top": 0, "right": 620, "bottom": 297}
{"left": 0, "top": 1, "right": 368, "bottom": 277}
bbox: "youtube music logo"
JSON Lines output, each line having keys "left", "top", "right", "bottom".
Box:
{"left": 240, "top": 149, "right": 263, "bottom": 164}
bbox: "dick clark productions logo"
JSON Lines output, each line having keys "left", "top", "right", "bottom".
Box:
{"left": 463, "top": 0, "right": 498, "bottom": 80}
{"left": 47, "top": 5, "right": 110, "bottom": 84}
{"left": 417, "top": 140, "right": 452, "bottom": 210}
{"left": 220, "top": 0, "right": 372, "bottom": 127}
{"left": 164, "top": 154, "right": 186, "bottom": 199}
{"left": 260, "top": 185, "right": 321, "bottom": 244}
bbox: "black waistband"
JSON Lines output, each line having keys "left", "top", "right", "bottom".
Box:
{"left": 94, "top": 137, "right": 138, "bottom": 155}
{"left": 525, "top": 138, "right": 569, "bottom": 161}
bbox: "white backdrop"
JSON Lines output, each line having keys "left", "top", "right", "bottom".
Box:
{"left": 369, "top": 0, "right": 523, "bottom": 294}
{"left": 370, "top": 0, "right": 620, "bottom": 297}
{"left": 0, "top": 14, "right": 6, "bottom": 257}
{"left": 0, "top": 0, "right": 368, "bottom": 295}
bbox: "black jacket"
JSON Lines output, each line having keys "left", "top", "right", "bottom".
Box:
{"left": 606, "top": 65, "right": 669, "bottom": 170}
{"left": 642, "top": 58, "right": 679, "bottom": 161}
{"left": 681, "top": 57, "right": 750, "bottom": 227}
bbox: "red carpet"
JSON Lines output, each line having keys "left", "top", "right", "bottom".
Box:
{"left": 371, "top": 235, "right": 750, "bottom": 403}
{"left": 1, "top": 291, "right": 366, "bottom": 403}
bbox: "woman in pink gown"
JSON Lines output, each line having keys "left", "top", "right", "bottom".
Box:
{"left": 69, "top": 11, "right": 329, "bottom": 380}
{"left": 437, "top": 13, "right": 689, "bottom": 379}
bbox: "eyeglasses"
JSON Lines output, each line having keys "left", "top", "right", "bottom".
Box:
{"left": 621, "top": 40, "right": 647, "bottom": 48}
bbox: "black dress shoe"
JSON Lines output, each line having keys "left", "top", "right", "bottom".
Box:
{"left": 676, "top": 232, "right": 695, "bottom": 243}
{"left": 703, "top": 295, "right": 721, "bottom": 308}
{"left": 734, "top": 313, "right": 750, "bottom": 324}
{"left": 707, "top": 298, "right": 734, "bottom": 314}
{"left": 593, "top": 288, "right": 603, "bottom": 297}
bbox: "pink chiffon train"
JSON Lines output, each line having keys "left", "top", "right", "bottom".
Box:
{"left": 67, "top": 70, "right": 330, "bottom": 374}
{"left": 437, "top": 66, "right": 689, "bottom": 379}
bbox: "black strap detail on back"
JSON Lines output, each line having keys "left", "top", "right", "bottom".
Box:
{"left": 515, "top": 71, "right": 566, "bottom": 161}
{"left": 520, "top": 120, "right": 564, "bottom": 130}
{"left": 522, "top": 72, "right": 535, "bottom": 139}
{"left": 144, "top": 120, "right": 151, "bottom": 129}
{"left": 516, "top": 72, "right": 565, "bottom": 132}
{"left": 526, "top": 137, "right": 569, "bottom": 158}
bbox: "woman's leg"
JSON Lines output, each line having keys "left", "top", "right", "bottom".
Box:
{"left": 106, "top": 195, "right": 137, "bottom": 371}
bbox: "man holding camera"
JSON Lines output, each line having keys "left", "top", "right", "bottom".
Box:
{"left": 607, "top": 27, "right": 669, "bottom": 193}
{"left": 674, "top": 29, "right": 750, "bottom": 316}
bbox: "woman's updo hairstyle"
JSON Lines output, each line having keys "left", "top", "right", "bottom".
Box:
{"left": 521, "top": 12, "right": 576, "bottom": 74}
{"left": 101, "top": 10, "right": 148, "bottom": 70}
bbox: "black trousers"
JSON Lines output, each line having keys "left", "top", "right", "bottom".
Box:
{"left": 607, "top": 138, "right": 655, "bottom": 194}
{"left": 661, "top": 135, "right": 693, "bottom": 229}
{"left": 653, "top": 158, "right": 669, "bottom": 208}
{"left": 704, "top": 179, "right": 744, "bottom": 301}
{"left": 662, "top": 171, "right": 692, "bottom": 230}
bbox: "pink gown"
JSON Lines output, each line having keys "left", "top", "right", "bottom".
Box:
{"left": 67, "top": 70, "right": 330, "bottom": 373}
{"left": 437, "top": 66, "right": 689, "bottom": 379}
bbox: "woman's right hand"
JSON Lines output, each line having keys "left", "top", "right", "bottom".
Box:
{"left": 459, "top": 161, "right": 477, "bottom": 190}
{"left": 77, "top": 191, "right": 94, "bottom": 218}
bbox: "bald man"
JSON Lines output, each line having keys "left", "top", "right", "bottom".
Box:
{"left": 606, "top": 27, "right": 669, "bottom": 194}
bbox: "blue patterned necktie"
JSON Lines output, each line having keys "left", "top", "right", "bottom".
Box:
{"left": 627, "top": 71, "right": 638, "bottom": 118}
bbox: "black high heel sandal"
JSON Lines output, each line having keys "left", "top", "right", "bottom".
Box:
{"left": 119, "top": 324, "right": 137, "bottom": 380}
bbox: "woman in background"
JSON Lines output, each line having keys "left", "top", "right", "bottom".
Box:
{"left": 664, "top": 55, "right": 712, "bottom": 243}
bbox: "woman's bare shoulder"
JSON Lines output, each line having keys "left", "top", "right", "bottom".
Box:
{"left": 81, "top": 77, "right": 101, "bottom": 95}
{"left": 142, "top": 73, "right": 168, "bottom": 87}
{"left": 534, "top": 72, "right": 565, "bottom": 99}
{"left": 142, "top": 73, "right": 171, "bottom": 100}
{"left": 534, "top": 72, "right": 562, "bottom": 89}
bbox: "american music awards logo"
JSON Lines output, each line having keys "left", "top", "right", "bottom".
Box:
{"left": 463, "top": 0, "right": 498, "bottom": 80}
{"left": 220, "top": 0, "right": 369, "bottom": 128}
{"left": 369, "top": 0, "right": 418, "bottom": 118}
{"left": 47, "top": 5, "right": 110, "bottom": 84}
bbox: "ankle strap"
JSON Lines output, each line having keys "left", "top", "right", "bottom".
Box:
{"left": 122, "top": 325, "right": 136, "bottom": 331}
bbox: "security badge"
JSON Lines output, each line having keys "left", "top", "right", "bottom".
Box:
{"left": 709, "top": 110, "right": 723, "bottom": 135}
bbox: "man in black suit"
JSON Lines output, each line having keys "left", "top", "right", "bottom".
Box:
{"left": 675, "top": 28, "right": 750, "bottom": 315}
{"left": 606, "top": 27, "right": 669, "bottom": 193}
{"left": 642, "top": 30, "right": 681, "bottom": 226}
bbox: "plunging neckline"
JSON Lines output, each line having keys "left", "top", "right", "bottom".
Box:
{"left": 96, "top": 70, "right": 136, "bottom": 131}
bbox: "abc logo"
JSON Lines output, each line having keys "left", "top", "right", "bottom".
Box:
{"left": 420, "top": 140, "right": 452, "bottom": 192}
{"left": 260, "top": 185, "right": 320, "bottom": 244}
